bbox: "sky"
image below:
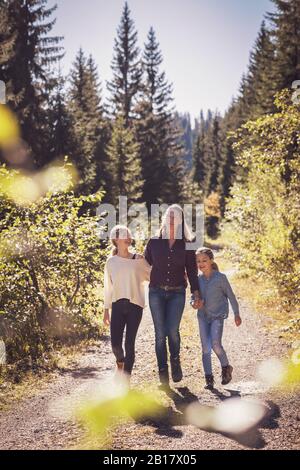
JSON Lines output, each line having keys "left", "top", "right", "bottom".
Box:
{"left": 51, "top": 0, "right": 275, "bottom": 122}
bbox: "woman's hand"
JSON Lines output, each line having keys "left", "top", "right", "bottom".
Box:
{"left": 235, "top": 315, "right": 242, "bottom": 327}
{"left": 103, "top": 309, "right": 110, "bottom": 327}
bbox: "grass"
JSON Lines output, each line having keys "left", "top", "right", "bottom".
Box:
{"left": 230, "top": 274, "right": 299, "bottom": 345}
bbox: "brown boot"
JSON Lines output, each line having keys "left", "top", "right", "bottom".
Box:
{"left": 170, "top": 356, "right": 183, "bottom": 383}
{"left": 205, "top": 374, "right": 214, "bottom": 390}
{"left": 221, "top": 365, "right": 233, "bottom": 385}
{"left": 158, "top": 367, "right": 170, "bottom": 390}
{"left": 116, "top": 361, "right": 125, "bottom": 372}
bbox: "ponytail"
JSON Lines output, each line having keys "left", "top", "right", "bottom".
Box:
{"left": 212, "top": 261, "right": 219, "bottom": 271}
{"left": 111, "top": 244, "right": 118, "bottom": 256}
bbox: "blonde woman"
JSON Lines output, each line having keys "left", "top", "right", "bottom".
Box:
{"left": 144, "top": 205, "right": 203, "bottom": 387}
{"left": 103, "top": 225, "right": 151, "bottom": 380}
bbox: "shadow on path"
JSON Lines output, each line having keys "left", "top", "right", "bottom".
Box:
{"left": 130, "top": 385, "right": 281, "bottom": 449}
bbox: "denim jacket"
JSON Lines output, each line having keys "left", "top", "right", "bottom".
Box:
{"left": 197, "top": 271, "right": 239, "bottom": 321}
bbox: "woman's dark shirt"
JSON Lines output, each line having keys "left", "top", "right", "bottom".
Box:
{"left": 144, "top": 237, "right": 199, "bottom": 293}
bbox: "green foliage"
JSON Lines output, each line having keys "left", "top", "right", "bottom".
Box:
{"left": 0, "top": 163, "right": 108, "bottom": 362}
{"left": 225, "top": 90, "right": 300, "bottom": 307}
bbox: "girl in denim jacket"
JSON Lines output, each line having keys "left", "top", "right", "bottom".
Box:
{"left": 196, "top": 247, "right": 242, "bottom": 389}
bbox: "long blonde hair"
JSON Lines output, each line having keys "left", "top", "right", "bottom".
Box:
{"left": 109, "top": 225, "right": 132, "bottom": 256}
{"left": 159, "top": 204, "right": 194, "bottom": 242}
{"left": 196, "top": 247, "right": 219, "bottom": 271}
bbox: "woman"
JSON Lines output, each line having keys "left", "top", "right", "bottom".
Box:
{"left": 103, "top": 225, "right": 151, "bottom": 382}
{"left": 144, "top": 204, "right": 202, "bottom": 387}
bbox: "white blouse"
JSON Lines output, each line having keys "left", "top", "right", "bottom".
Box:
{"left": 104, "top": 255, "right": 151, "bottom": 309}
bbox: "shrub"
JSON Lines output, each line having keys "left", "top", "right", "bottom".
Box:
{"left": 0, "top": 164, "right": 108, "bottom": 362}
{"left": 225, "top": 90, "right": 300, "bottom": 308}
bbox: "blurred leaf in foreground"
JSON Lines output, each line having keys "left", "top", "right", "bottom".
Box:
{"left": 257, "top": 351, "right": 300, "bottom": 390}
{"left": 78, "top": 383, "right": 161, "bottom": 440}
{"left": 186, "top": 398, "right": 267, "bottom": 435}
{"left": 284, "top": 351, "right": 300, "bottom": 387}
{"left": 0, "top": 159, "right": 78, "bottom": 206}
{"left": 0, "top": 104, "right": 20, "bottom": 146}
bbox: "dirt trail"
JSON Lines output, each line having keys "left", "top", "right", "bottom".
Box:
{"left": 0, "top": 271, "right": 299, "bottom": 450}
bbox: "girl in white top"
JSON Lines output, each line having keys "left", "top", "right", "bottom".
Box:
{"left": 103, "top": 225, "right": 151, "bottom": 379}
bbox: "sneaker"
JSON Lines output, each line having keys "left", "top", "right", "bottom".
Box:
{"left": 170, "top": 356, "right": 183, "bottom": 383}
{"left": 205, "top": 374, "right": 214, "bottom": 390}
{"left": 221, "top": 365, "right": 233, "bottom": 385}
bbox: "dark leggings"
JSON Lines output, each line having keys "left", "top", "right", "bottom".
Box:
{"left": 110, "top": 298, "right": 143, "bottom": 374}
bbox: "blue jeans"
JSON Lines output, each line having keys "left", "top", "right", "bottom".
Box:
{"left": 197, "top": 313, "right": 229, "bottom": 375}
{"left": 149, "top": 286, "right": 186, "bottom": 371}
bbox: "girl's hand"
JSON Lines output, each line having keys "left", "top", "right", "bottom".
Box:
{"left": 190, "top": 291, "right": 203, "bottom": 310}
{"left": 193, "top": 298, "right": 204, "bottom": 309}
{"left": 235, "top": 315, "right": 242, "bottom": 327}
{"left": 190, "top": 297, "right": 203, "bottom": 310}
{"left": 103, "top": 309, "right": 110, "bottom": 327}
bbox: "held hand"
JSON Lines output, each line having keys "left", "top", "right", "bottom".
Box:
{"left": 191, "top": 298, "right": 203, "bottom": 310}
{"left": 103, "top": 310, "right": 110, "bottom": 327}
{"left": 235, "top": 315, "right": 242, "bottom": 327}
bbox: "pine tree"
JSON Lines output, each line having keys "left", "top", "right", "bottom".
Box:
{"left": 192, "top": 112, "right": 207, "bottom": 195}
{"left": 107, "top": 2, "right": 142, "bottom": 127}
{"left": 107, "top": 115, "right": 143, "bottom": 206}
{"left": 267, "top": 0, "right": 300, "bottom": 89}
{"left": 48, "top": 69, "right": 74, "bottom": 161}
{"left": 0, "top": 0, "right": 63, "bottom": 167}
{"left": 206, "top": 113, "right": 223, "bottom": 196}
{"left": 247, "top": 21, "right": 277, "bottom": 117}
{"left": 174, "top": 112, "right": 193, "bottom": 170}
{"left": 233, "top": 22, "right": 276, "bottom": 124}
{"left": 234, "top": 73, "right": 253, "bottom": 124}
{"left": 218, "top": 133, "right": 236, "bottom": 215}
{"left": 205, "top": 109, "right": 213, "bottom": 131}
{"left": 0, "top": 1, "right": 16, "bottom": 85}
{"left": 216, "top": 1, "right": 300, "bottom": 218}
{"left": 136, "top": 27, "right": 186, "bottom": 207}
{"left": 85, "top": 55, "right": 111, "bottom": 195}
{"left": 67, "top": 49, "right": 108, "bottom": 194}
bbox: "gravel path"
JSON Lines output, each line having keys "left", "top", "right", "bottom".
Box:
{"left": 0, "top": 272, "right": 299, "bottom": 450}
